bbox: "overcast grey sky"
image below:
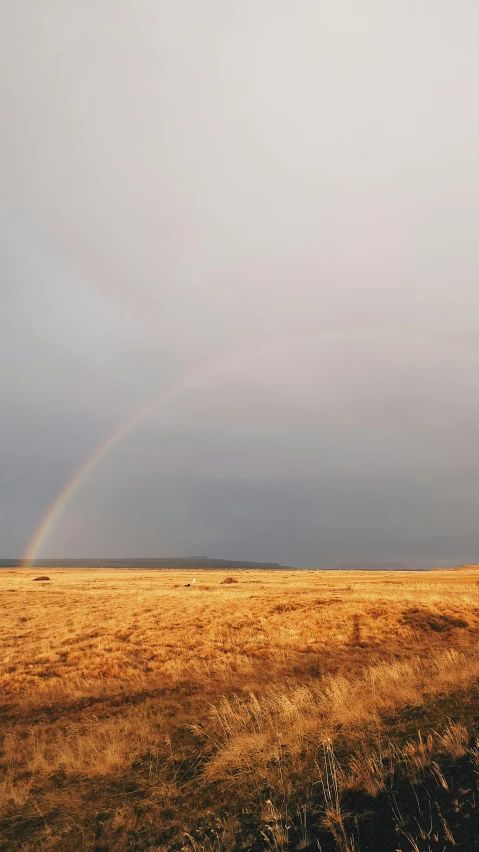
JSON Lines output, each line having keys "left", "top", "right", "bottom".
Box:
{"left": 2, "top": 2, "right": 479, "bottom": 566}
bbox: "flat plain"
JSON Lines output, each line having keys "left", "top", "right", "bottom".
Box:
{"left": 2, "top": 567, "right": 479, "bottom": 851}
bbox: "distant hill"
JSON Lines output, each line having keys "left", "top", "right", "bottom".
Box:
{"left": 0, "top": 557, "right": 297, "bottom": 570}
{"left": 2, "top": 558, "right": 470, "bottom": 571}
{"left": 434, "top": 563, "right": 479, "bottom": 571}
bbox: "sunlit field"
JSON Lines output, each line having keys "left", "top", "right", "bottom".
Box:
{"left": 2, "top": 567, "right": 479, "bottom": 851}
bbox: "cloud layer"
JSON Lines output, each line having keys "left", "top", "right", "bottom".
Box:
{"left": 2, "top": 2, "right": 479, "bottom": 565}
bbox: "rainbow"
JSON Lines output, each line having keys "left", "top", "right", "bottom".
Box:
{"left": 21, "top": 351, "right": 241, "bottom": 567}
{"left": 22, "top": 330, "right": 478, "bottom": 566}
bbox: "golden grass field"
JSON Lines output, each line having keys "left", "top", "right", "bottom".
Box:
{"left": 2, "top": 566, "right": 479, "bottom": 851}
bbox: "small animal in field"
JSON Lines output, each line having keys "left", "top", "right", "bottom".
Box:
{"left": 185, "top": 583, "right": 191, "bottom": 587}
{"left": 222, "top": 576, "right": 238, "bottom": 584}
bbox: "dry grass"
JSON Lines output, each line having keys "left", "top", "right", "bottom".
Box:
{"left": 2, "top": 566, "right": 479, "bottom": 849}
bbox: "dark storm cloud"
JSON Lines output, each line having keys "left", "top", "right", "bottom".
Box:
{"left": 2, "top": 2, "right": 479, "bottom": 565}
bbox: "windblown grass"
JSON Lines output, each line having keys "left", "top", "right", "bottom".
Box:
{"left": 1, "top": 566, "right": 479, "bottom": 849}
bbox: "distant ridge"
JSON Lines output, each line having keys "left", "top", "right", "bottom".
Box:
{"left": 2, "top": 558, "right": 469, "bottom": 571}
{"left": 435, "top": 563, "right": 479, "bottom": 571}
{"left": 0, "top": 557, "right": 297, "bottom": 570}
